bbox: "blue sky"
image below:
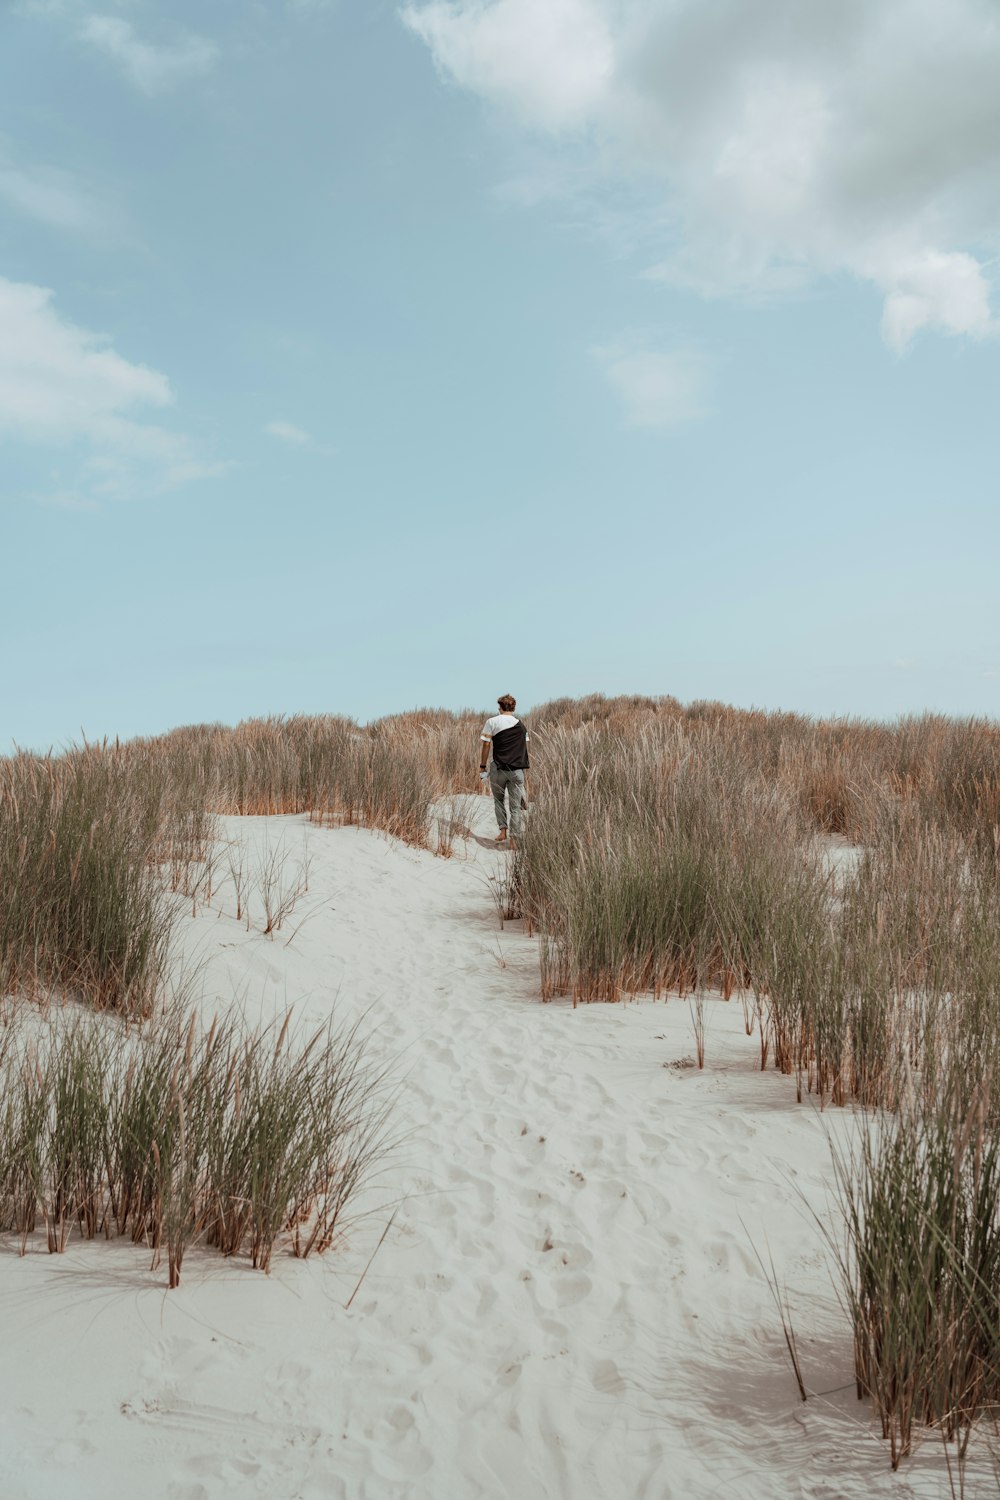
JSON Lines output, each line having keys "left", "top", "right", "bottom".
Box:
{"left": 2, "top": 0, "right": 998, "bottom": 750}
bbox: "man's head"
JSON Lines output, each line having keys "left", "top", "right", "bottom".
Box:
{"left": 497, "top": 694, "right": 516, "bottom": 713}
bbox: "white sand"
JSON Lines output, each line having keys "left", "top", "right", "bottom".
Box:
{"left": 0, "top": 803, "right": 977, "bottom": 1499}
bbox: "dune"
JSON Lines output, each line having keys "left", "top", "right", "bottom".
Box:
{"left": 0, "top": 800, "right": 972, "bottom": 1499}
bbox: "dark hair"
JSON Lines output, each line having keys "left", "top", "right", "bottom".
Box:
{"left": 497, "top": 694, "right": 516, "bottom": 713}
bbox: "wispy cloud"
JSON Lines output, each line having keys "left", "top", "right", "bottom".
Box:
{"left": 0, "top": 142, "right": 121, "bottom": 240}
{"left": 12, "top": 0, "right": 74, "bottom": 15}
{"left": 0, "top": 164, "right": 99, "bottom": 235}
{"left": 405, "top": 0, "right": 1000, "bottom": 349}
{"left": 592, "top": 341, "right": 711, "bottom": 429}
{"left": 79, "top": 15, "right": 218, "bottom": 94}
{"left": 0, "top": 276, "right": 224, "bottom": 505}
{"left": 34, "top": 490, "right": 102, "bottom": 515}
{"left": 265, "top": 419, "right": 310, "bottom": 446}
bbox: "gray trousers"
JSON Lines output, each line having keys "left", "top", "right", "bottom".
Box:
{"left": 489, "top": 766, "right": 526, "bottom": 836}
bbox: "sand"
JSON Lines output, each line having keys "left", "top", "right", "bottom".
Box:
{"left": 0, "top": 801, "right": 979, "bottom": 1499}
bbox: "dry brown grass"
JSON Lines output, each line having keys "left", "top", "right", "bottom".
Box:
{"left": 0, "top": 710, "right": 486, "bottom": 1014}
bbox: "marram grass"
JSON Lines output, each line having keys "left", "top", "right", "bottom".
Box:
{"left": 0, "top": 1006, "right": 390, "bottom": 1289}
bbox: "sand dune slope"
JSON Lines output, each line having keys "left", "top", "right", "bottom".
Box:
{"left": 0, "top": 805, "right": 975, "bottom": 1499}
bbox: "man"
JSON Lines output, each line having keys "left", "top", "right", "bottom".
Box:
{"left": 479, "top": 694, "right": 529, "bottom": 844}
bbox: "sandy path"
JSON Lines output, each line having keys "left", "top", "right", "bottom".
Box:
{"left": 0, "top": 805, "right": 974, "bottom": 1499}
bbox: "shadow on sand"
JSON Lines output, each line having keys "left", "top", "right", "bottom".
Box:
{"left": 471, "top": 833, "right": 512, "bottom": 851}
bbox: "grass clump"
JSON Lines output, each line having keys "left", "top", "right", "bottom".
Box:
{"left": 0, "top": 749, "right": 178, "bottom": 1017}
{"left": 833, "top": 1077, "right": 1000, "bottom": 1474}
{"left": 0, "top": 1006, "right": 389, "bottom": 1289}
{"left": 512, "top": 723, "right": 820, "bottom": 1010}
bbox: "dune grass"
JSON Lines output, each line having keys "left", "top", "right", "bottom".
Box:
{"left": 0, "top": 748, "right": 179, "bottom": 1017}
{"left": 509, "top": 697, "right": 1000, "bottom": 1469}
{"left": 0, "top": 710, "right": 488, "bottom": 1016}
{"left": 830, "top": 1075, "right": 1000, "bottom": 1474}
{"left": 136, "top": 710, "right": 484, "bottom": 839}
{"left": 509, "top": 721, "right": 824, "bottom": 1009}
{"left": 0, "top": 1005, "right": 390, "bottom": 1288}
{"left": 6, "top": 693, "right": 1000, "bottom": 1453}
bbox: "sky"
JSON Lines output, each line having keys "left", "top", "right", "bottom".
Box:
{"left": 2, "top": 0, "right": 999, "bottom": 750}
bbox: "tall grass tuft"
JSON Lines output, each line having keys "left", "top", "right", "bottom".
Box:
{"left": 512, "top": 723, "right": 821, "bottom": 1008}
{"left": 0, "top": 1006, "right": 390, "bottom": 1288}
{"left": 832, "top": 1077, "right": 1000, "bottom": 1473}
{"left": 0, "top": 749, "right": 178, "bottom": 1016}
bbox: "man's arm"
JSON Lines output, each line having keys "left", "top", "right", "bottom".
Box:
{"left": 479, "top": 726, "right": 491, "bottom": 774}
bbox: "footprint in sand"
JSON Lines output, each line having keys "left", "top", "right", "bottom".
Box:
{"left": 514, "top": 1128, "right": 548, "bottom": 1171}
{"left": 366, "top": 1406, "right": 433, "bottom": 1480}
{"left": 639, "top": 1129, "right": 669, "bottom": 1157}
{"left": 590, "top": 1358, "right": 627, "bottom": 1396}
{"left": 51, "top": 1434, "right": 97, "bottom": 1465}
{"left": 556, "top": 1273, "right": 592, "bottom": 1308}
{"left": 557, "top": 1241, "right": 594, "bottom": 1272}
{"left": 476, "top": 1284, "right": 499, "bottom": 1318}
{"left": 530, "top": 1238, "right": 594, "bottom": 1308}
{"left": 497, "top": 1358, "right": 523, "bottom": 1388}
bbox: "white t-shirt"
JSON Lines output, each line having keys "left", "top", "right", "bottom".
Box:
{"left": 480, "top": 713, "right": 525, "bottom": 743}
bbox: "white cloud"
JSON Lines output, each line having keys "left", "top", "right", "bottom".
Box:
{"left": 265, "top": 419, "right": 310, "bottom": 446}
{"left": 870, "top": 248, "right": 995, "bottom": 353}
{"left": 80, "top": 15, "right": 218, "bottom": 94}
{"left": 404, "top": 0, "right": 613, "bottom": 133}
{"left": 592, "top": 342, "right": 710, "bottom": 428}
{"left": 0, "top": 277, "right": 170, "bottom": 439}
{"left": 0, "top": 276, "right": 222, "bottom": 504}
{"left": 404, "top": 0, "right": 1000, "bottom": 348}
